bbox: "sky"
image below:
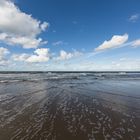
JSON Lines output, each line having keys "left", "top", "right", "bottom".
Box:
{"left": 0, "top": 0, "right": 140, "bottom": 71}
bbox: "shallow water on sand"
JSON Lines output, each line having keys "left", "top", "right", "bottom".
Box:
{"left": 0, "top": 72, "right": 140, "bottom": 140}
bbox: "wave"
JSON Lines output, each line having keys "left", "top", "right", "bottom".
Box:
{"left": 0, "top": 72, "right": 140, "bottom": 83}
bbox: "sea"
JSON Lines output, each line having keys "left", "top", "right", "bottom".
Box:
{"left": 0, "top": 71, "right": 140, "bottom": 140}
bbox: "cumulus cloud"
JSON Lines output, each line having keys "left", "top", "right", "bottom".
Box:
{"left": 12, "top": 48, "right": 50, "bottom": 63}
{"left": 0, "top": 47, "right": 10, "bottom": 65}
{"left": 129, "top": 14, "right": 139, "bottom": 22}
{"left": 0, "top": 33, "right": 48, "bottom": 49}
{"left": 56, "top": 50, "right": 82, "bottom": 60}
{"left": 131, "top": 39, "right": 140, "bottom": 47}
{"left": 26, "top": 49, "right": 50, "bottom": 63}
{"left": 95, "top": 34, "right": 128, "bottom": 51}
{"left": 0, "top": 0, "right": 49, "bottom": 48}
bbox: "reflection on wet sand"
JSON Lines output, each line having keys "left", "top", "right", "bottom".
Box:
{"left": 0, "top": 72, "right": 140, "bottom": 140}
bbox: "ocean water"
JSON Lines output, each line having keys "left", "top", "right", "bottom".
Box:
{"left": 0, "top": 72, "right": 140, "bottom": 140}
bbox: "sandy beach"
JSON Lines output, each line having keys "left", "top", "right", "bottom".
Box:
{"left": 0, "top": 72, "right": 140, "bottom": 140}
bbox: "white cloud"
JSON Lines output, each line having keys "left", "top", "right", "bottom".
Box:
{"left": 12, "top": 53, "right": 29, "bottom": 61}
{"left": 0, "top": 33, "right": 48, "bottom": 49}
{"left": 26, "top": 48, "right": 50, "bottom": 63}
{"left": 0, "top": 47, "right": 10, "bottom": 65}
{"left": 12, "top": 48, "right": 50, "bottom": 63}
{"left": 0, "top": 0, "right": 49, "bottom": 48}
{"left": 95, "top": 34, "right": 128, "bottom": 51}
{"left": 58, "top": 50, "right": 73, "bottom": 60}
{"left": 131, "top": 39, "right": 140, "bottom": 47}
{"left": 129, "top": 14, "right": 139, "bottom": 22}
{"left": 56, "top": 50, "right": 82, "bottom": 60}
{"left": 40, "top": 22, "right": 49, "bottom": 31}
{"left": 52, "top": 41, "right": 64, "bottom": 46}
{"left": 52, "top": 41, "right": 67, "bottom": 46}
{"left": 0, "top": 47, "right": 9, "bottom": 58}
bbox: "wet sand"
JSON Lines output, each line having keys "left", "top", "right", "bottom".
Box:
{"left": 0, "top": 72, "right": 140, "bottom": 140}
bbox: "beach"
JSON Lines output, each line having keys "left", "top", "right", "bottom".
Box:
{"left": 0, "top": 72, "right": 140, "bottom": 140}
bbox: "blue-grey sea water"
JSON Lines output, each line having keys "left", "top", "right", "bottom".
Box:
{"left": 0, "top": 72, "right": 140, "bottom": 140}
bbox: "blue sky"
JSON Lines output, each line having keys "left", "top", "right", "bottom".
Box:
{"left": 0, "top": 0, "right": 140, "bottom": 71}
